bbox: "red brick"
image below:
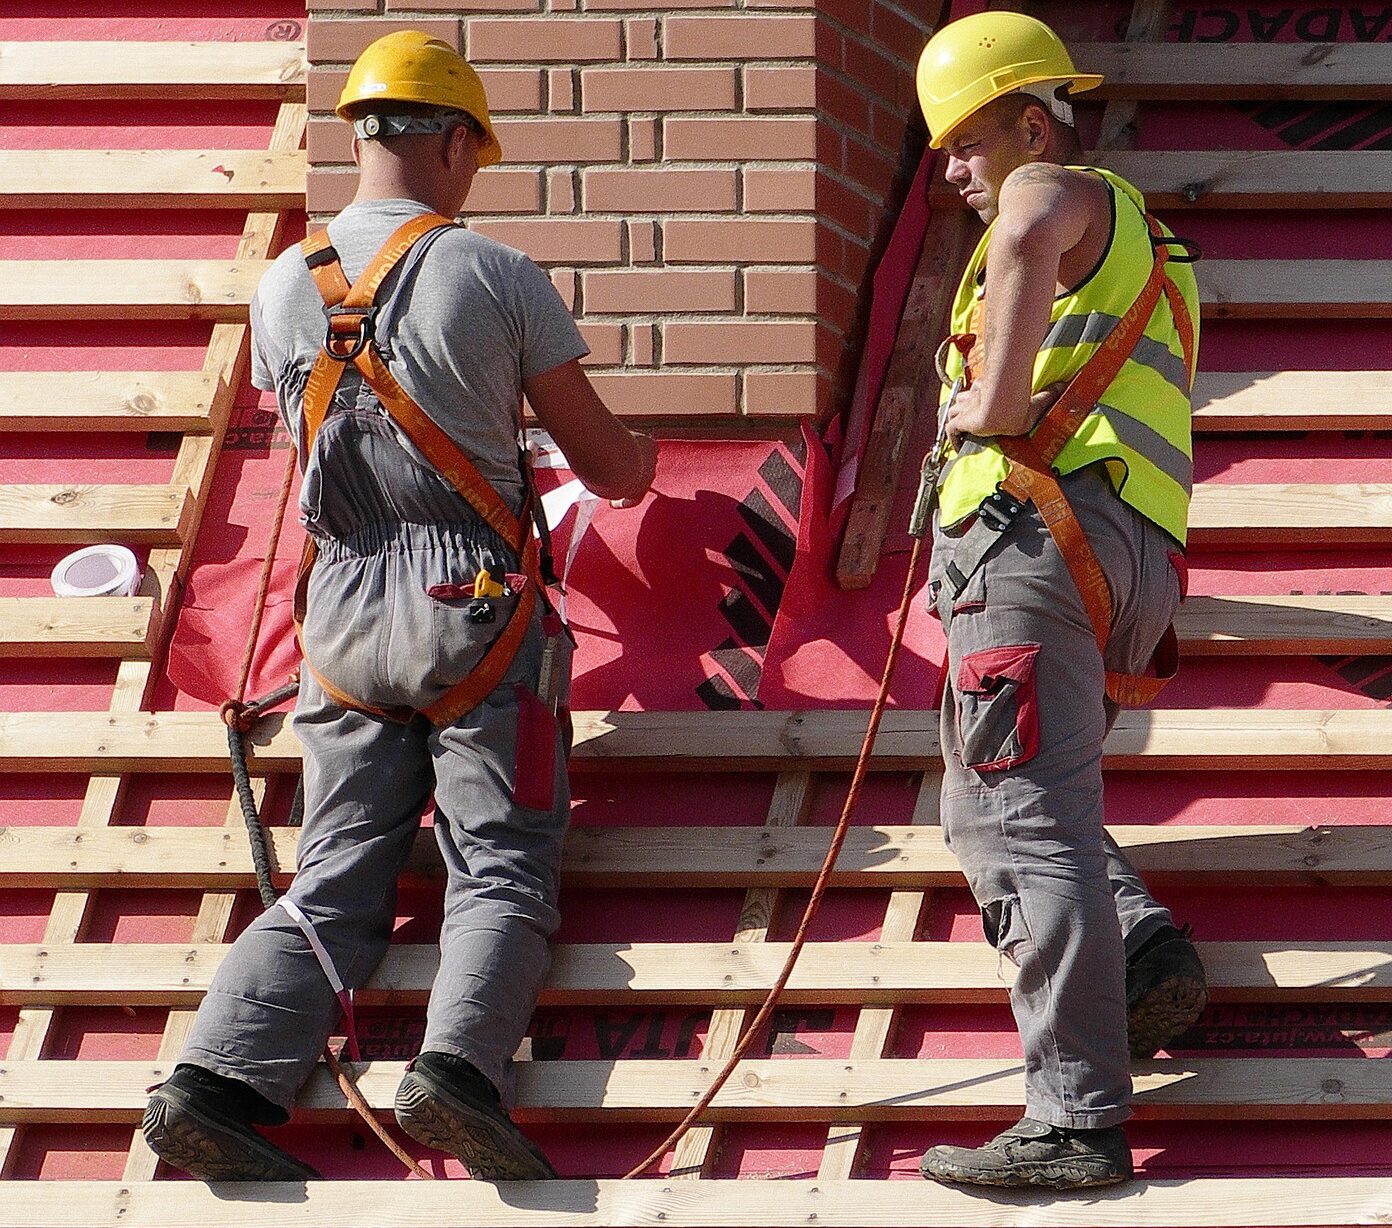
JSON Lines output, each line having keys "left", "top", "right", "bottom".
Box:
{"left": 743, "top": 368, "right": 830, "bottom": 418}
{"left": 743, "top": 268, "right": 817, "bottom": 314}
{"left": 819, "top": 72, "right": 873, "bottom": 136}
{"left": 664, "top": 321, "right": 818, "bottom": 365}
{"left": 590, "top": 0, "right": 725, "bottom": 8}
{"left": 664, "top": 116, "right": 817, "bottom": 161}
{"left": 583, "top": 168, "right": 737, "bottom": 213}
{"left": 842, "top": 34, "right": 903, "bottom": 104}
{"left": 467, "top": 18, "right": 622, "bottom": 63}
{"left": 390, "top": 0, "right": 537, "bottom": 9}
{"left": 587, "top": 371, "right": 738, "bottom": 418}
{"left": 665, "top": 218, "right": 816, "bottom": 263}
{"left": 308, "top": 66, "right": 542, "bottom": 115}
{"left": 581, "top": 66, "right": 737, "bottom": 113}
{"left": 630, "top": 323, "right": 656, "bottom": 365}
{"left": 743, "top": 167, "right": 817, "bottom": 213}
{"left": 665, "top": 14, "right": 817, "bottom": 59}
{"left": 869, "top": 1, "right": 931, "bottom": 64}
{"left": 815, "top": 0, "right": 873, "bottom": 33}
{"left": 306, "top": 168, "right": 357, "bottom": 215}
{"left": 469, "top": 218, "right": 623, "bottom": 263}
{"left": 871, "top": 101, "right": 910, "bottom": 149}
{"left": 309, "top": 0, "right": 376, "bottom": 11}
{"left": 549, "top": 67, "right": 576, "bottom": 111}
{"left": 308, "top": 17, "right": 459, "bottom": 62}
{"left": 309, "top": 118, "right": 355, "bottom": 165}
{"left": 744, "top": 65, "right": 816, "bottom": 111}
{"left": 625, "top": 17, "right": 658, "bottom": 60}
{"left": 307, "top": 166, "right": 545, "bottom": 216}
{"left": 818, "top": 173, "right": 877, "bottom": 241}
{"left": 548, "top": 168, "right": 576, "bottom": 213}
{"left": 582, "top": 269, "right": 736, "bottom": 314}
{"left": 627, "top": 219, "right": 657, "bottom": 263}
{"left": 491, "top": 116, "right": 624, "bottom": 164}
{"left": 629, "top": 116, "right": 658, "bottom": 162}
{"left": 551, "top": 267, "right": 577, "bottom": 310}
{"left": 578, "top": 322, "right": 624, "bottom": 365}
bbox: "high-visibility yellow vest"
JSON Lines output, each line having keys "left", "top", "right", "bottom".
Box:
{"left": 936, "top": 166, "right": 1200, "bottom": 546}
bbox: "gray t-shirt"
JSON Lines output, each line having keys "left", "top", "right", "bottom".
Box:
{"left": 250, "top": 198, "right": 588, "bottom": 509}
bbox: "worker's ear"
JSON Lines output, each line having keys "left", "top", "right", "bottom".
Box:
{"left": 350, "top": 135, "right": 362, "bottom": 168}
{"left": 1022, "top": 103, "right": 1049, "bottom": 155}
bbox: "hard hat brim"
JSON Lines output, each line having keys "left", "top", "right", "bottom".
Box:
{"left": 928, "top": 72, "right": 1104, "bottom": 149}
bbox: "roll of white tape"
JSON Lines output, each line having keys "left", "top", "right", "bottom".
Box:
{"left": 50, "top": 545, "right": 142, "bottom": 598}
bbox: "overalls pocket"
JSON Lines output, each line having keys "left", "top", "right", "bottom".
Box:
{"left": 428, "top": 582, "right": 517, "bottom": 688}
{"left": 512, "top": 683, "right": 558, "bottom": 811}
{"left": 956, "top": 642, "right": 1041, "bottom": 772}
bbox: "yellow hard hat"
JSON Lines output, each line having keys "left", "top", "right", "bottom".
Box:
{"left": 337, "top": 30, "right": 502, "bottom": 168}
{"left": 916, "top": 12, "right": 1102, "bottom": 149}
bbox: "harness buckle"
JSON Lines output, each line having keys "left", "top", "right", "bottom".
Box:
{"left": 978, "top": 487, "right": 1024, "bottom": 534}
{"left": 322, "top": 304, "right": 379, "bottom": 362}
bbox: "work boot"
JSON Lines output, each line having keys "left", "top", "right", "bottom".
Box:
{"left": 1127, "top": 923, "right": 1208, "bottom": 1059}
{"left": 142, "top": 1064, "right": 319, "bottom": 1182}
{"left": 920, "top": 1117, "right": 1133, "bottom": 1189}
{"left": 395, "top": 1051, "right": 556, "bottom": 1181}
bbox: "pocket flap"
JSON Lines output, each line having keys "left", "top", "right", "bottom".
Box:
{"left": 958, "top": 643, "right": 1039, "bottom": 694}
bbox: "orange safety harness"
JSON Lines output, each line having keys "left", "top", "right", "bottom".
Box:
{"left": 942, "top": 215, "right": 1198, "bottom": 706}
{"left": 297, "top": 212, "right": 552, "bottom": 727}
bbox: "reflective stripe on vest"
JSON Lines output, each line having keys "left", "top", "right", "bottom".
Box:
{"left": 936, "top": 166, "right": 1199, "bottom": 546}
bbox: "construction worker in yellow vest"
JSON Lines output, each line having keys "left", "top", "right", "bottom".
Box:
{"left": 142, "top": 32, "right": 654, "bottom": 1183}
{"left": 913, "top": 13, "right": 1206, "bottom": 1189}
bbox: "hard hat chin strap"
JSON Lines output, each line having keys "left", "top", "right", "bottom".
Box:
{"left": 1016, "top": 81, "right": 1075, "bottom": 129}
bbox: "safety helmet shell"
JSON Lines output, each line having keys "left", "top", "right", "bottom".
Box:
{"left": 916, "top": 12, "right": 1102, "bottom": 149}
{"left": 337, "top": 30, "right": 503, "bottom": 168}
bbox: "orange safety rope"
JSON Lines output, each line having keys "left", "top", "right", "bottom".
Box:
{"left": 622, "top": 530, "right": 928, "bottom": 1179}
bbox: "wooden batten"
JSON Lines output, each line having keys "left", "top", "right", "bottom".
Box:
{"left": 0, "top": 598, "right": 157, "bottom": 658}
{"left": 0, "top": 261, "right": 267, "bottom": 321}
{"left": 0, "top": 150, "right": 306, "bottom": 210}
{"left": 1193, "top": 371, "right": 1392, "bottom": 431}
{"left": 0, "top": 372, "right": 218, "bottom": 433}
{"left": 0, "top": 485, "right": 191, "bottom": 546}
{"left": 0, "top": 41, "right": 307, "bottom": 99}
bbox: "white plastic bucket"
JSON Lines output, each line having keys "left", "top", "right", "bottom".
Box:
{"left": 50, "top": 545, "right": 142, "bottom": 598}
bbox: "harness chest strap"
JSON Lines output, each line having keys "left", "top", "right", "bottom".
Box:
{"left": 951, "top": 214, "right": 1194, "bottom": 707}
{"left": 296, "top": 215, "right": 545, "bottom": 728}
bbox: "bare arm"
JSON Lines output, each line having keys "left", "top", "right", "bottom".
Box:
{"left": 946, "top": 163, "right": 1107, "bottom": 445}
{"left": 523, "top": 358, "right": 657, "bottom": 503}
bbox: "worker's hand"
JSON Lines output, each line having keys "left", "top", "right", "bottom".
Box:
{"left": 945, "top": 380, "right": 1067, "bottom": 450}
{"left": 609, "top": 432, "right": 657, "bottom": 509}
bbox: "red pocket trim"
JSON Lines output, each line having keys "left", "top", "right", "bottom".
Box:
{"left": 957, "top": 643, "right": 1040, "bottom": 773}
{"left": 1167, "top": 549, "right": 1188, "bottom": 601}
{"left": 512, "top": 684, "right": 558, "bottom": 811}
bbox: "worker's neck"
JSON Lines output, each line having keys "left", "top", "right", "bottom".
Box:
{"left": 351, "top": 167, "right": 457, "bottom": 217}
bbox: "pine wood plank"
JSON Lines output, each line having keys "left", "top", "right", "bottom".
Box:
{"left": 1198, "top": 261, "right": 1392, "bottom": 319}
{"left": 1078, "top": 41, "right": 1392, "bottom": 100}
{"left": 5, "top": 940, "right": 1380, "bottom": 1007}
{"left": 4, "top": 263, "right": 260, "bottom": 325}
{"left": 4, "top": 709, "right": 1392, "bottom": 774}
{"left": 1100, "top": 149, "right": 1392, "bottom": 209}
{"left": 0, "top": 150, "right": 305, "bottom": 210}
{"left": 1189, "top": 484, "right": 1392, "bottom": 545}
{"left": 0, "top": 598, "right": 157, "bottom": 658}
{"left": 2, "top": 824, "right": 1386, "bottom": 891}
{"left": 0, "top": 41, "right": 306, "bottom": 100}
{"left": 0, "top": 261, "right": 267, "bottom": 321}
{"left": 0, "top": 484, "right": 190, "bottom": 546}
{"left": 0, "top": 372, "right": 217, "bottom": 433}
{"left": 4, "top": 1057, "right": 1390, "bottom": 1123}
{"left": 1192, "top": 371, "right": 1392, "bottom": 431}
{"left": 4, "top": 1178, "right": 1392, "bottom": 1228}
{"left": 1176, "top": 595, "right": 1392, "bottom": 655}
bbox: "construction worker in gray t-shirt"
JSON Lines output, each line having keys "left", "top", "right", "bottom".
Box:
{"left": 143, "top": 30, "right": 657, "bottom": 1183}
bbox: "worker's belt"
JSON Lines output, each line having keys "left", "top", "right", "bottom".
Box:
{"left": 944, "top": 215, "right": 1195, "bottom": 708}
{"left": 295, "top": 212, "right": 551, "bottom": 728}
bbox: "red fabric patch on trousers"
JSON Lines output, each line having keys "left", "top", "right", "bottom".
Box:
{"left": 513, "top": 684, "right": 558, "bottom": 811}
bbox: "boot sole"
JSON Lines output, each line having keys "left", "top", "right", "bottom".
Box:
{"left": 142, "top": 1086, "right": 319, "bottom": 1182}
{"left": 395, "top": 1071, "right": 555, "bottom": 1182}
{"left": 921, "top": 1155, "right": 1131, "bottom": 1190}
{"left": 1128, "top": 972, "right": 1208, "bottom": 1059}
